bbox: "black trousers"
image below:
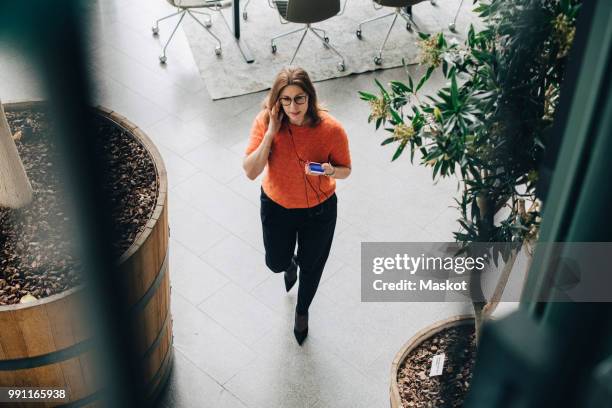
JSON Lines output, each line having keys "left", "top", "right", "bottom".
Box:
{"left": 260, "top": 188, "right": 337, "bottom": 315}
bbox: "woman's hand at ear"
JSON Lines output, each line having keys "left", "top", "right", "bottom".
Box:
{"left": 243, "top": 103, "right": 282, "bottom": 180}
{"left": 267, "top": 101, "right": 283, "bottom": 136}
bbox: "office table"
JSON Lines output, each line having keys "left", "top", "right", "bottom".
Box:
{"left": 232, "top": 0, "right": 255, "bottom": 63}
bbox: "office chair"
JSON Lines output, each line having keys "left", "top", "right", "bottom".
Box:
{"left": 241, "top": 0, "right": 276, "bottom": 20}
{"left": 356, "top": 0, "right": 429, "bottom": 65}
{"left": 243, "top": 0, "right": 349, "bottom": 20}
{"left": 271, "top": 0, "right": 346, "bottom": 71}
{"left": 152, "top": 0, "right": 226, "bottom": 63}
{"left": 449, "top": 0, "right": 466, "bottom": 32}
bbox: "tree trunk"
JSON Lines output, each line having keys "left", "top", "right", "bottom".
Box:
{"left": 0, "top": 99, "right": 33, "bottom": 209}
{"left": 482, "top": 247, "right": 519, "bottom": 319}
{"left": 473, "top": 301, "right": 485, "bottom": 345}
{"left": 471, "top": 184, "right": 495, "bottom": 345}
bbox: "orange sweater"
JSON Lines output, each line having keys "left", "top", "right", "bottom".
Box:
{"left": 245, "top": 110, "right": 351, "bottom": 209}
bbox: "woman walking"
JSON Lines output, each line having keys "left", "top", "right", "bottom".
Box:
{"left": 242, "top": 67, "right": 351, "bottom": 345}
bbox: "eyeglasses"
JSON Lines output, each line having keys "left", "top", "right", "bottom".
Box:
{"left": 279, "top": 94, "right": 308, "bottom": 106}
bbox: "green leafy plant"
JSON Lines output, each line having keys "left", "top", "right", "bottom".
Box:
{"left": 361, "top": 0, "right": 580, "bottom": 339}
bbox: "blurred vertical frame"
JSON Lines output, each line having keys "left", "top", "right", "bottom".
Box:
{"left": 0, "top": 1, "right": 147, "bottom": 406}
{"left": 466, "top": 0, "right": 612, "bottom": 406}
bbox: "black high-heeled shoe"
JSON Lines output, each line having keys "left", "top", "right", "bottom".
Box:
{"left": 293, "top": 311, "right": 308, "bottom": 345}
{"left": 284, "top": 256, "right": 298, "bottom": 292}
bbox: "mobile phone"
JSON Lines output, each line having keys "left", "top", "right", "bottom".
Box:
{"left": 308, "top": 162, "right": 325, "bottom": 174}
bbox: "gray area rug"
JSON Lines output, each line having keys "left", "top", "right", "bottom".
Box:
{"left": 183, "top": 0, "right": 482, "bottom": 100}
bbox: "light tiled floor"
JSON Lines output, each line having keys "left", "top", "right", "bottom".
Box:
{"left": 1, "top": 1, "right": 496, "bottom": 407}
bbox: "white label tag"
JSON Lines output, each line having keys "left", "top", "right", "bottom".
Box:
{"left": 429, "top": 353, "right": 445, "bottom": 377}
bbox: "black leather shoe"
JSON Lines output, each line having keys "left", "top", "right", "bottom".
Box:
{"left": 284, "top": 256, "right": 298, "bottom": 292}
{"left": 293, "top": 311, "right": 308, "bottom": 345}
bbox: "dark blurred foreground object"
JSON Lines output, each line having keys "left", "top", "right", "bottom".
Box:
{"left": 0, "top": 1, "right": 173, "bottom": 407}
{"left": 466, "top": 0, "right": 612, "bottom": 406}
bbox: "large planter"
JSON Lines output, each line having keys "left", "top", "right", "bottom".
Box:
{"left": 0, "top": 101, "right": 172, "bottom": 407}
{"left": 390, "top": 315, "right": 474, "bottom": 408}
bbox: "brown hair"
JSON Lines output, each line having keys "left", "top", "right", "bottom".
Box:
{"left": 262, "top": 67, "right": 324, "bottom": 128}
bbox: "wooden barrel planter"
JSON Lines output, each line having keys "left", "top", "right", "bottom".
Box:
{"left": 390, "top": 315, "right": 474, "bottom": 408}
{"left": 0, "top": 101, "right": 172, "bottom": 407}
